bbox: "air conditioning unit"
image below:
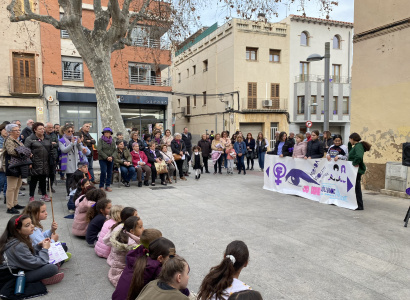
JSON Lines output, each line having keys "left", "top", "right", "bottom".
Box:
{"left": 262, "top": 100, "right": 272, "bottom": 107}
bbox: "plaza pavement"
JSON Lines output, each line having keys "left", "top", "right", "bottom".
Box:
{"left": 1, "top": 164, "right": 410, "bottom": 300}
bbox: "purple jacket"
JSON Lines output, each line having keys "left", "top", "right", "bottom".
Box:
{"left": 112, "top": 245, "right": 161, "bottom": 300}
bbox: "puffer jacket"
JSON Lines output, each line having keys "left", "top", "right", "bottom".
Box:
{"left": 197, "top": 139, "right": 211, "bottom": 157}
{"left": 292, "top": 141, "right": 308, "bottom": 158}
{"left": 306, "top": 139, "right": 325, "bottom": 159}
{"left": 94, "top": 218, "right": 116, "bottom": 258}
{"left": 24, "top": 133, "right": 51, "bottom": 176}
{"left": 108, "top": 229, "right": 140, "bottom": 287}
{"left": 103, "top": 224, "right": 123, "bottom": 266}
{"left": 72, "top": 196, "right": 95, "bottom": 236}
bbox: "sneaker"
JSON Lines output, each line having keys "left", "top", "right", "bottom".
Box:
{"left": 6, "top": 207, "right": 20, "bottom": 214}
{"left": 41, "top": 195, "right": 51, "bottom": 202}
{"left": 125, "top": 182, "right": 130, "bottom": 187}
{"left": 64, "top": 252, "right": 72, "bottom": 263}
{"left": 14, "top": 204, "right": 25, "bottom": 210}
{"left": 195, "top": 175, "right": 198, "bottom": 180}
{"left": 29, "top": 196, "right": 35, "bottom": 202}
{"left": 19, "top": 187, "right": 25, "bottom": 191}
{"left": 68, "top": 209, "right": 75, "bottom": 214}
{"left": 198, "top": 174, "right": 201, "bottom": 179}
{"left": 18, "top": 191, "right": 25, "bottom": 196}
{"left": 51, "top": 188, "right": 56, "bottom": 193}
{"left": 105, "top": 187, "right": 112, "bottom": 192}
{"left": 41, "top": 272, "right": 64, "bottom": 285}
{"left": 205, "top": 171, "right": 210, "bottom": 174}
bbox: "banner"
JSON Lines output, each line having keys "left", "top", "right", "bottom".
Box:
{"left": 263, "top": 155, "right": 358, "bottom": 210}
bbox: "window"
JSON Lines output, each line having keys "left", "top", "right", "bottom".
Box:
{"left": 333, "top": 96, "right": 338, "bottom": 114}
{"left": 332, "top": 64, "right": 341, "bottom": 83}
{"left": 269, "top": 49, "right": 281, "bottom": 63}
{"left": 270, "top": 123, "right": 278, "bottom": 149}
{"left": 186, "top": 68, "right": 189, "bottom": 78}
{"left": 297, "top": 96, "right": 305, "bottom": 114}
{"left": 60, "top": 13, "right": 69, "bottom": 38}
{"left": 311, "top": 96, "right": 317, "bottom": 114}
{"left": 343, "top": 97, "right": 349, "bottom": 114}
{"left": 203, "top": 91, "right": 207, "bottom": 106}
{"left": 62, "top": 57, "right": 83, "bottom": 81}
{"left": 193, "top": 65, "right": 196, "bottom": 75}
{"left": 129, "top": 63, "right": 151, "bottom": 85}
{"left": 193, "top": 95, "right": 197, "bottom": 107}
{"left": 300, "top": 31, "right": 309, "bottom": 46}
{"left": 178, "top": 99, "right": 181, "bottom": 108}
{"left": 247, "top": 82, "right": 257, "bottom": 109}
{"left": 203, "top": 60, "right": 208, "bottom": 72}
{"left": 270, "top": 83, "right": 280, "bottom": 109}
{"left": 333, "top": 35, "right": 341, "bottom": 49}
{"left": 130, "top": 26, "right": 159, "bottom": 48}
{"left": 299, "top": 62, "right": 309, "bottom": 81}
{"left": 178, "top": 73, "right": 181, "bottom": 83}
{"left": 186, "top": 96, "right": 191, "bottom": 114}
{"left": 246, "top": 47, "right": 258, "bottom": 61}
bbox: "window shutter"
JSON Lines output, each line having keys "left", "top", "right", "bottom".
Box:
{"left": 248, "top": 82, "right": 257, "bottom": 109}
{"left": 270, "top": 83, "right": 280, "bottom": 109}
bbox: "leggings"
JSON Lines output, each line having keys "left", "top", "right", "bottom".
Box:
{"left": 174, "top": 159, "right": 184, "bottom": 178}
{"left": 355, "top": 173, "right": 363, "bottom": 210}
{"left": 25, "top": 264, "right": 59, "bottom": 283}
{"left": 214, "top": 156, "right": 223, "bottom": 173}
{"left": 30, "top": 175, "right": 47, "bottom": 197}
{"left": 246, "top": 157, "right": 254, "bottom": 168}
{"left": 203, "top": 157, "right": 209, "bottom": 172}
{"left": 65, "top": 173, "right": 73, "bottom": 196}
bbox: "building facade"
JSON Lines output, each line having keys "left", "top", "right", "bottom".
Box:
{"left": 39, "top": 0, "right": 172, "bottom": 140}
{"left": 351, "top": 0, "right": 410, "bottom": 190}
{"left": 0, "top": 4, "right": 44, "bottom": 123}
{"left": 172, "top": 17, "right": 290, "bottom": 148}
{"left": 283, "top": 15, "right": 353, "bottom": 141}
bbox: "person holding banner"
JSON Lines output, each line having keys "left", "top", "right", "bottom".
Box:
{"left": 272, "top": 132, "right": 293, "bottom": 157}
{"left": 292, "top": 134, "right": 307, "bottom": 158}
{"left": 348, "top": 133, "right": 372, "bottom": 210}
{"left": 326, "top": 134, "right": 348, "bottom": 161}
{"left": 304, "top": 130, "right": 324, "bottom": 159}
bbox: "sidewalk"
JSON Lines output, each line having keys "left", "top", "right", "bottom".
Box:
{"left": 1, "top": 164, "right": 409, "bottom": 299}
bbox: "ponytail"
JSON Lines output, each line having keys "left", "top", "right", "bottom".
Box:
{"left": 116, "top": 216, "right": 140, "bottom": 244}
{"left": 111, "top": 207, "right": 137, "bottom": 232}
{"left": 349, "top": 132, "right": 371, "bottom": 151}
{"left": 86, "top": 198, "right": 110, "bottom": 223}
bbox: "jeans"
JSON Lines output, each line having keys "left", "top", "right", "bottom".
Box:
{"left": 355, "top": 173, "right": 363, "bottom": 210}
{"left": 237, "top": 155, "right": 245, "bottom": 172}
{"left": 120, "top": 165, "right": 136, "bottom": 183}
{"left": 0, "top": 172, "right": 6, "bottom": 197}
{"left": 214, "top": 156, "right": 223, "bottom": 173}
{"left": 223, "top": 153, "right": 228, "bottom": 168}
{"left": 25, "top": 264, "right": 58, "bottom": 283}
{"left": 87, "top": 155, "right": 94, "bottom": 182}
{"left": 30, "top": 175, "right": 47, "bottom": 197}
{"left": 258, "top": 151, "right": 266, "bottom": 169}
{"left": 99, "top": 160, "right": 113, "bottom": 188}
{"left": 227, "top": 159, "right": 234, "bottom": 173}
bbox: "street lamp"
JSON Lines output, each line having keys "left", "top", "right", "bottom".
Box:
{"left": 307, "top": 42, "right": 330, "bottom": 132}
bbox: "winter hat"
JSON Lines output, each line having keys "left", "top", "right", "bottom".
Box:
{"left": 101, "top": 127, "right": 113, "bottom": 134}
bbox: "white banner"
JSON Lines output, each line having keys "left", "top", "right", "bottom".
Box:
{"left": 263, "top": 155, "right": 358, "bottom": 210}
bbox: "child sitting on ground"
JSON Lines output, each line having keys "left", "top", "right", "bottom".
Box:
{"left": 86, "top": 199, "right": 112, "bottom": 247}
{"left": 108, "top": 216, "right": 143, "bottom": 287}
{"left": 67, "top": 172, "right": 90, "bottom": 212}
{"left": 72, "top": 178, "right": 91, "bottom": 204}
{"left": 225, "top": 144, "right": 236, "bottom": 175}
{"left": 94, "top": 205, "right": 123, "bottom": 258}
{"left": 191, "top": 146, "right": 203, "bottom": 180}
{"left": 72, "top": 188, "right": 105, "bottom": 237}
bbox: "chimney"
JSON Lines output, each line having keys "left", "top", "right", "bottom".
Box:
{"left": 258, "top": 13, "right": 267, "bottom": 23}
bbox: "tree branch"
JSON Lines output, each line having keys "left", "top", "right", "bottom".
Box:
{"left": 7, "top": 0, "right": 61, "bottom": 28}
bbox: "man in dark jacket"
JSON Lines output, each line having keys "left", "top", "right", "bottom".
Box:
{"left": 181, "top": 127, "right": 192, "bottom": 176}
{"left": 21, "top": 119, "right": 34, "bottom": 143}
{"left": 197, "top": 134, "right": 211, "bottom": 173}
{"left": 80, "top": 123, "right": 96, "bottom": 183}
{"left": 45, "top": 123, "right": 58, "bottom": 193}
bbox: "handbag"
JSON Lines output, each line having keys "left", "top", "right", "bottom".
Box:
{"left": 154, "top": 160, "right": 168, "bottom": 174}
{"left": 173, "top": 153, "right": 182, "bottom": 161}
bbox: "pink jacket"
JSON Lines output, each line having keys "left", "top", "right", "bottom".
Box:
{"left": 108, "top": 229, "right": 140, "bottom": 287}
{"left": 72, "top": 197, "right": 95, "bottom": 236}
{"left": 94, "top": 219, "right": 116, "bottom": 258}
{"left": 103, "top": 224, "right": 123, "bottom": 266}
{"left": 292, "top": 141, "right": 308, "bottom": 158}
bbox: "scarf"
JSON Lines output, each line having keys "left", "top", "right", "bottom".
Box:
{"left": 101, "top": 135, "right": 113, "bottom": 145}
{"left": 63, "top": 134, "right": 73, "bottom": 144}
{"left": 155, "top": 137, "right": 161, "bottom": 144}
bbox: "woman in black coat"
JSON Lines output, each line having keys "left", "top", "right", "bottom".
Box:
{"left": 197, "top": 134, "right": 211, "bottom": 173}
{"left": 170, "top": 133, "right": 187, "bottom": 180}
{"left": 272, "top": 132, "right": 293, "bottom": 157}
{"left": 144, "top": 141, "right": 166, "bottom": 186}
{"left": 245, "top": 133, "right": 256, "bottom": 170}
{"left": 304, "top": 130, "right": 324, "bottom": 159}
{"left": 24, "top": 122, "right": 51, "bottom": 201}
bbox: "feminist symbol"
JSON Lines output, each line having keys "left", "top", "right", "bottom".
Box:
{"left": 273, "top": 163, "right": 287, "bottom": 185}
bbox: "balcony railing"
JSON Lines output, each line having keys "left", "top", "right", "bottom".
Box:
{"left": 8, "top": 76, "right": 41, "bottom": 95}
{"left": 295, "top": 74, "right": 351, "bottom": 83}
{"left": 61, "top": 30, "right": 69, "bottom": 39}
{"left": 131, "top": 38, "right": 161, "bottom": 48}
{"left": 129, "top": 75, "right": 170, "bottom": 86}
{"left": 62, "top": 70, "right": 83, "bottom": 81}
{"left": 242, "top": 98, "right": 288, "bottom": 111}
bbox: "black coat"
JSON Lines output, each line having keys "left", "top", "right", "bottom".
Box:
{"left": 322, "top": 138, "right": 334, "bottom": 154}
{"left": 181, "top": 132, "right": 192, "bottom": 150}
{"left": 144, "top": 148, "right": 163, "bottom": 165}
{"left": 245, "top": 138, "right": 256, "bottom": 151}
{"left": 24, "top": 134, "right": 51, "bottom": 176}
{"left": 171, "top": 139, "right": 186, "bottom": 155}
{"left": 21, "top": 127, "right": 32, "bottom": 143}
{"left": 306, "top": 139, "right": 324, "bottom": 159}
{"left": 272, "top": 140, "right": 293, "bottom": 157}
{"left": 197, "top": 139, "right": 211, "bottom": 157}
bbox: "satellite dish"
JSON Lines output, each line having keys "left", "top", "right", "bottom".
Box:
{"left": 47, "top": 96, "right": 53, "bottom": 102}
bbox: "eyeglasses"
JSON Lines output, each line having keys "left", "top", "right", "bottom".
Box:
{"left": 11, "top": 129, "right": 20, "bottom": 132}
{"left": 67, "top": 130, "right": 74, "bottom": 133}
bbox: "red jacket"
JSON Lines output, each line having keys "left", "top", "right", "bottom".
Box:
{"left": 131, "top": 150, "right": 149, "bottom": 167}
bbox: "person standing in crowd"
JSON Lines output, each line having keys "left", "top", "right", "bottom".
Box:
{"left": 54, "top": 123, "right": 65, "bottom": 181}
{"left": 220, "top": 131, "right": 231, "bottom": 169}
{"left": 142, "top": 134, "right": 151, "bottom": 152}
{"left": 131, "top": 143, "right": 151, "bottom": 187}
{"left": 234, "top": 136, "right": 246, "bottom": 175}
{"left": 44, "top": 123, "right": 58, "bottom": 193}
{"left": 304, "top": 130, "right": 324, "bottom": 159}
{"left": 0, "top": 124, "right": 8, "bottom": 204}
{"left": 59, "top": 124, "right": 84, "bottom": 196}
{"left": 115, "top": 132, "right": 128, "bottom": 149}
{"left": 198, "top": 134, "right": 211, "bottom": 174}
{"left": 161, "top": 129, "right": 174, "bottom": 152}
{"left": 209, "top": 130, "right": 215, "bottom": 142}
{"left": 97, "top": 127, "right": 116, "bottom": 192}
{"left": 114, "top": 141, "right": 135, "bottom": 187}
{"left": 128, "top": 131, "right": 142, "bottom": 152}
{"left": 171, "top": 133, "right": 187, "bottom": 181}
{"left": 182, "top": 127, "right": 192, "bottom": 176}
{"left": 322, "top": 131, "right": 333, "bottom": 155}
{"left": 80, "top": 123, "right": 96, "bottom": 183}
{"left": 304, "top": 131, "right": 312, "bottom": 142}
{"left": 272, "top": 132, "right": 293, "bottom": 157}
{"left": 292, "top": 133, "right": 308, "bottom": 158}
{"left": 288, "top": 132, "right": 296, "bottom": 146}
{"left": 153, "top": 131, "right": 162, "bottom": 147}
{"left": 25, "top": 122, "right": 51, "bottom": 202}
{"left": 4, "top": 124, "right": 27, "bottom": 214}
{"left": 211, "top": 133, "right": 224, "bottom": 174}
{"left": 255, "top": 132, "right": 268, "bottom": 171}
{"left": 11, "top": 120, "right": 21, "bottom": 128}
{"left": 159, "top": 144, "right": 176, "bottom": 184}
{"left": 21, "top": 119, "right": 34, "bottom": 143}
{"left": 348, "top": 133, "right": 371, "bottom": 211}
{"left": 326, "top": 134, "right": 348, "bottom": 161}
{"left": 245, "top": 133, "right": 255, "bottom": 170}
{"left": 145, "top": 142, "right": 167, "bottom": 186}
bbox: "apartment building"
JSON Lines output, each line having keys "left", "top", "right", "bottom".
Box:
{"left": 283, "top": 15, "right": 354, "bottom": 141}
{"left": 172, "top": 16, "right": 290, "bottom": 148}
{"left": 40, "top": 0, "right": 172, "bottom": 140}
{"left": 0, "top": 3, "right": 44, "bottom": 123}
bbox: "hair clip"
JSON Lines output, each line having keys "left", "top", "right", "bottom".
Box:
{"left": 143, "top": 248, "right": 149, "bottom": 256}
{"left": 91, "top": 203, "right": 96, "bottom": 207}
{"left": 14, "top": 215, "right": 22, "bottom": 227}
{"left": 226, "top": 255, "right": 236, "bottom": 264}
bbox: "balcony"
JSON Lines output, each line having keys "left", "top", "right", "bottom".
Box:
{"left": 62, "top": 70, "right": 83, "bottom": 81}
{"left": 8, "top": 76, "right": 41, "bottom": 95}
{"left": 61, "top": 30, "right": 69, "bottom": 39}
{"left": 295, "top": 74, "right": 351, "bottom": 84}
{"left": 131, "top": 38, "right": 161, "bottom": 49}
{"left": 129, "top": 75, "right": 170, "bottom": 86}
{"left": 242, "top": 98, "right": 288, "bottom": 112}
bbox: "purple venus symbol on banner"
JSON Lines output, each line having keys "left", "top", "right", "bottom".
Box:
{"left": 406, "top": 187, "right": 410, "bottom": 196}
{"left": 273, "top": 163, "right": 287, "bottom": 185}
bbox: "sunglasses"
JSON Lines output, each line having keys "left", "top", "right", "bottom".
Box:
{"left": 67, "top": 130, "right": 74, "bottom": 133}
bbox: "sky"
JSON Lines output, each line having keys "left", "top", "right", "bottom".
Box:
{"left": 196, "top": 0, "right": 354, "bottom": 30}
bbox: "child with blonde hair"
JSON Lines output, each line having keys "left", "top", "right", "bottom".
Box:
{"left": 94, "top": 205, "right": 123, "bottom": 258}
{"left": 225, "top": 144, "right": 236, "bottom": 175}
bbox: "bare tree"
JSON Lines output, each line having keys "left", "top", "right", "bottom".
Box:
{"left": 6, "top": 0, "right": 336, "bottom": 133}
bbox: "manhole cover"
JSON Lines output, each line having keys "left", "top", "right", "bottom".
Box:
{"left": 149, "top": 186, "right": 176, "bottom": 190}
{"left": 366, "top": 193, "right": 378, "bottom": 195}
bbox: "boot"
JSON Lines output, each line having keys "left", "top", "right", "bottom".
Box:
{"left": 246, "top": 166, "right": 249, "bottom": 170}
